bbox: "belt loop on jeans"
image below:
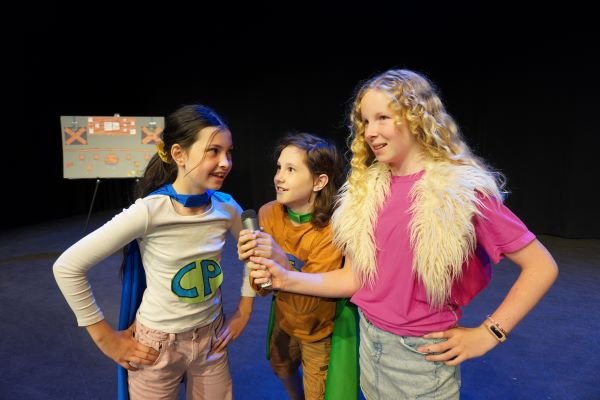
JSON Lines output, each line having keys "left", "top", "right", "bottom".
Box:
{"left": 168, "top": 332, "right": 176, "bottom": 345}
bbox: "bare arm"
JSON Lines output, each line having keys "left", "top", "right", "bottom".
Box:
{"left": 419, "top": 239, "right": 559, "bottom": 365}
{"left": 483, "top": 238, "right": 558, "bottom": 332}
{"left": 248, "top": 254, "right": 362, "bottom": 298}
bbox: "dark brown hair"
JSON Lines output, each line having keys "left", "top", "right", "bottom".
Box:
{"left": 135, "top": 104, "right": 228, "bottom": 198}
{"left": 274, "top": 133, "right": 344, "bottom": 228}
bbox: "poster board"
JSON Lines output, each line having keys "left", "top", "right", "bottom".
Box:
{"left": 60, "top": 115, "right": 165, "bottom": 179}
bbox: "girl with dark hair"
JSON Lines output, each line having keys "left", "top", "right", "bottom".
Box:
{"left": 54, "top": 104, "right": 255, "bottom": 399}
{"left": 237, "top": 133, "right": 349, "bottom": 400}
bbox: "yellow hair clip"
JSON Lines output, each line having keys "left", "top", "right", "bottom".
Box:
{"left": 156, "top": 140, "right": 169, "bottom": 163}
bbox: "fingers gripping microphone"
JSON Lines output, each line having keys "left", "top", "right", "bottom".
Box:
{"left": 241, "top": 209, "right": 272, "bottom": 288}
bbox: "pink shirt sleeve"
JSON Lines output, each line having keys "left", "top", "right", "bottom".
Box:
{"left": 474, "top": 195, "right": 536, "bottom": 264}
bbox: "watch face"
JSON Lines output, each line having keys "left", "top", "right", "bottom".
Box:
{"left": 487, "top": 323, "right": 506, "bottom": 342}
{"left": 490, "top": 325, "right": 503, "bottom": 338}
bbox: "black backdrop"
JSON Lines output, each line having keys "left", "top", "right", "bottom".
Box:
{"left": 15, "top": 3, "right": 599, "bottom": 238}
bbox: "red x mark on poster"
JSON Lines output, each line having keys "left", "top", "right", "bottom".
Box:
{"left": 64, "top": 127, "right": 88, "bottom": 145}
{"left": 141, "top": 126, "right": 164, "bottom": 144}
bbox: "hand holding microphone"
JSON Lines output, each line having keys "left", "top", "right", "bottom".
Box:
{"left": 241, "top": 209, "right": 272, "bottom": 289}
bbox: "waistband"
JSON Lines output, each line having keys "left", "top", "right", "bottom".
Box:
{"left": 134, "top": 313, "right": 223, "bottom": 341}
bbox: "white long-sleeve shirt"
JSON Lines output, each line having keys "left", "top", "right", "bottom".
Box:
{"left": 53, "top": 191, "right": 255, "bottom": 333}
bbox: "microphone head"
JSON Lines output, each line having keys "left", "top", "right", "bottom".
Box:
{"left": 241, "top": 209, "right": 257, "bottom": 221}
{"left": 241, "top": 209, "right": 260, "bottom": 231}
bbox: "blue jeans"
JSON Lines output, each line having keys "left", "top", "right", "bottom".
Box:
{"left": 358, "top": 310, "right": 460, "bottom": 400}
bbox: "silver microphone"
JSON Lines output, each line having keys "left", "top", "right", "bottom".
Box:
{"left": 241, "top": 209, "right": 272, "bottom": 288}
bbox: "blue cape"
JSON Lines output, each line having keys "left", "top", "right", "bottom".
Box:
{"left": 116, "top": 240, "right": 146, "bottom": 400}
{"left": 116, "top": 185, "right": 212, "bottom": 399}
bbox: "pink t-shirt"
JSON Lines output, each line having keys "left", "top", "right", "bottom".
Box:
{"left": 351, "top": 171, "right": 535, "bottom": 336}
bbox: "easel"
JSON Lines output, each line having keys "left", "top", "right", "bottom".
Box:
{"left": 82, "top": 178, "right": 140, "bottom": 235}
{"left": 61, "top": 113, "right": 163, "bottom": 235}
{"left": 83, "top": 178, "right": 101, "bottom": 235}
{"left": 82, "top": 113, "right": 116, "bottom": 235}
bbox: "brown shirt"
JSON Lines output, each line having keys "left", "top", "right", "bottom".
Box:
{"left": 259, "top": 201, "right": 343, "bottom": 342}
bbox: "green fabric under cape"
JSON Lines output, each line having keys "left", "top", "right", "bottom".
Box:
{"left": 265, "top": 296, "right": 360, "bottom": 399}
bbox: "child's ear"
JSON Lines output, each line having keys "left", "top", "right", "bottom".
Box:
{"left": 313, "top": 174, "right": 329, "bottom": 192}
{"left": 171, "top": 144, "right": 185, "bottom": 166}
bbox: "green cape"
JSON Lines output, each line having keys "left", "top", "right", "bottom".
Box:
{"left": 266, "top": 296, "right": 360, "bottom": 399}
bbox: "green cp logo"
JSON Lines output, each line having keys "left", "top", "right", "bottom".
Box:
{"left": 171, "top": 259, "right": 223, "bottom": 303}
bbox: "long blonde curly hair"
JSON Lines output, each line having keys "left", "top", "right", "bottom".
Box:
{"left": 346, "top": 69, "right": 504, "bottom": 201}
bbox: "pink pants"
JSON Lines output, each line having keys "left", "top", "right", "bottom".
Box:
{"left": 128, "top": 315, "right": 232, "bottom": 400}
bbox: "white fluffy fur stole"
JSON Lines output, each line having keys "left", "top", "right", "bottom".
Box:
{"left": 332, "top": 161, "right": 501, "bottom": 308}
